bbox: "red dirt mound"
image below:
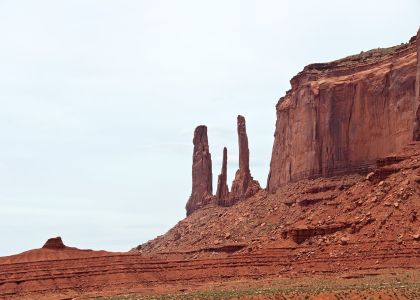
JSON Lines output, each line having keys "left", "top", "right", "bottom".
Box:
{"left": 0, "top": 237, "right": 115, "bottom": 265}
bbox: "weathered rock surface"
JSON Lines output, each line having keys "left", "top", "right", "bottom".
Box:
{"left": 413, "top": 28, "right": 420, "bottom": 140}
{"left": 285, "top": 223, "right": 351, "bottom": 244}
{"left": 3, "top": 31, "right": 420, "bottom": 300}
{"left": 139, "top": 142, "right": 420, "bottom": 256}
{"left": 216, "top": 147, "right": 229, "bottom": 205}
{"left": 268, "top": 34, "right": 419, "bottom": 192}
{"left": 42, "top": 237, "right": 66, "bottom": 250}
{"left": 186, "top": 117, "right": 260, "bottom": 213}
{"left": 229, "top": 115, "right": 261, "bottom": 204}
{"left": 186, "top": 126, "right": 213, "bottom": 216}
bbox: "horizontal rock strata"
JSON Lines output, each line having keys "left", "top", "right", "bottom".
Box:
{"left": 268, "top": 33, "right": 419, "bottom": 191}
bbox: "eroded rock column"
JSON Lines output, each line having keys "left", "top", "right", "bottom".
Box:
{"left": 230, "top": 115, "right": 260, "bottom": 204}
{"left": 216, "top": 147, "right": 229, "bottom": 205}
{"left": 185, "top": 126, "right": 213, "bottom": 216}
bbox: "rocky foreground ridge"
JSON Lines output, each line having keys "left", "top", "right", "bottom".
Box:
{"left": 1, "top": 143, "right": 419, "bottom": 299}
{"left": 138, "top": 142, "right": 420, "bottom": 257}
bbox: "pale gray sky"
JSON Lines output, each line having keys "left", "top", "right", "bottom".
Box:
{"left": 0, "top": 0, "right": 419, "bottom": 256}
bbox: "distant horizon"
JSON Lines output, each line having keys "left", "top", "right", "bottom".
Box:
{"left": 1, "top": 0, "right": 419, "bottom": 256}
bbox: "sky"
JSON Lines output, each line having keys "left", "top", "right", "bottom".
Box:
{"left": 0, "top": 0, "right": 419, "bottom": 256}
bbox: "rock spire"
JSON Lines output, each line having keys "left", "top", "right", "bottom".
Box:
{"left": 185, "top": 116, "right": 260, "bottom": 215}
{"left": 185, "top": 125, "right": 213, "bottom": 216}
{"left": 229, "top": 115, "right": 261, "bottom": 203}
{"left": 414, "top": 27, "right": 420, "bottom": 140}
{"left": 216, "top": 147, "right": 229, "bottom": 205}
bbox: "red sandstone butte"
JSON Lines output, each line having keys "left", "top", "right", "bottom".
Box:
{"left": 185, "top": 125, "right": 213, "bottom": 215}
{"left": 42, "top": 237, "right": 66, "bottom": 249}
{"left": 229, "top": 115, "right": 260, "bottom": 204}
{"left": 216, "top": 147, "right": 229, "bottom": 205}
{"left": 267, "top": 33, "right": 420, "bottom": 192}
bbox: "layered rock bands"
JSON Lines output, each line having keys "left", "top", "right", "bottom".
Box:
{"left": 267, "top": 30, "right": 420, "bottom": 192}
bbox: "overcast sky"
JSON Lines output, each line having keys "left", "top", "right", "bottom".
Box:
{"left": 0, "top": 0, "right": 418, "bottom": 256}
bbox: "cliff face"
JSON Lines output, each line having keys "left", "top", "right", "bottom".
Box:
{"left": 414, "top": 28, "right": 420, "bottom": 140}
{"left": 267, "top": 34, "right": 419, "bottom": 192}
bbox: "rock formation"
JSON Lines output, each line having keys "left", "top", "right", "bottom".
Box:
{"left": 186, "top": 117, "right": 262, "bottom": 214}
{"left": 186, "top": 125, "right": 213, "bottom": 216}
{"left": 413, "top": 28, "right": 420, "bottom": 140}
{"left": 230, "top": 115, "right": 260, "bottom": 203}
{"left": 268, "top": 34, "right": 419, "bottom": 192}
{"left": 42, "top": 237, "right": 66, "bottom": 250}
{"left": 216, "top": 147, "right": 229, "bottom": 205}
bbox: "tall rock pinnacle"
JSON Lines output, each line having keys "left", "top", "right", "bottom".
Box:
{"left": 216, "top": 147, "right": 229, "bottom": 205}
{"left": 230, "top": 115, "right": 260, "bottom": 204}
{"left": 237, "top": 115, "right": 250, "bottom": 174}
{"left": 185, "top": 125, "right": 213, "bottom": 216}
{"left": 185, "top": 116, "right": 260, "bottom": 213}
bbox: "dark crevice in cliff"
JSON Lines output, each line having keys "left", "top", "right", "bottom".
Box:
{"left": 346, "top": 84, "right": 356, "bottom": 165}
{"left": 382, "top": 69, "right": 392, "bottom": 138}
{"left": 414, "top": 28, "right": 420, "bottom": 140}
{"left": 315, "top": 91, "right": 323, "bottom": 177}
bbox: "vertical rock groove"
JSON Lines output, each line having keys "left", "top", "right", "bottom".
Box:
{"left": 268, "top": 34, "right": 418, "bottom": 192}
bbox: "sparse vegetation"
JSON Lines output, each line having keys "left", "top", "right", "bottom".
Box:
{"left": 96, "top": 270, "right": 420, "bottom": 300}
